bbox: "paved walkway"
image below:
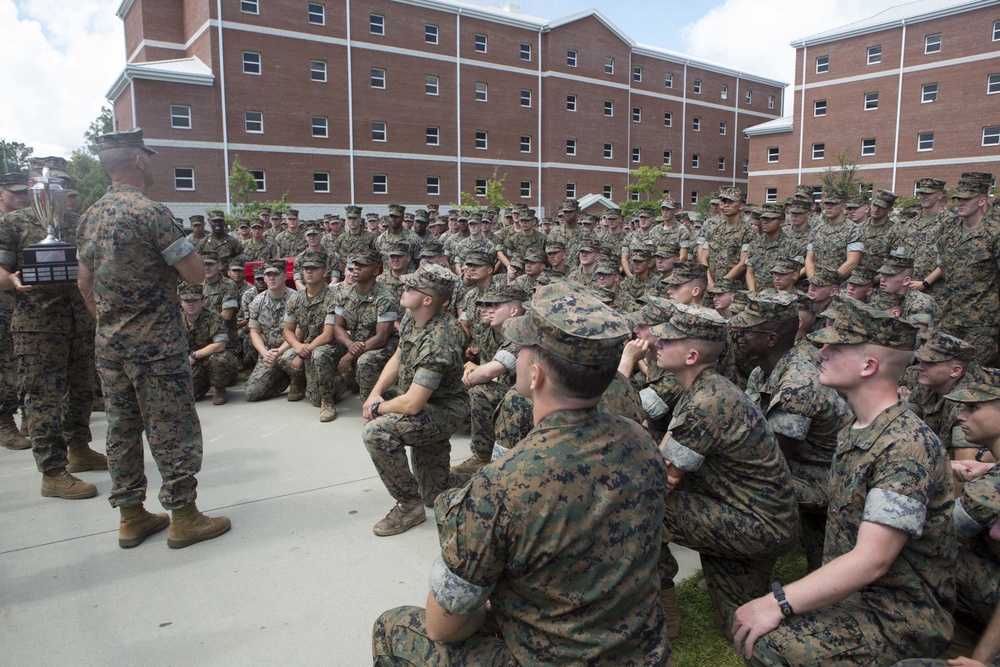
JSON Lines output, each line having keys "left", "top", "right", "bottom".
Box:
{"left": 0, "top": 385, "right": 699, "bottom": 665}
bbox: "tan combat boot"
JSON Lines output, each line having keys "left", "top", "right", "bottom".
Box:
{"left": 0, "top": 411, "right": 31, "bottom": 450}
{"left": 167, "top": 503, "right": 232, "bottom": 548}
{"left": 287, "top": 377, "right": 306, "bottom": 402}
{"left": 450, "top": 454, "right": 490, "bottom": 475}
{"left": 660, "top": 585, "right": 682, "bottom": 639}
{"left": 372, "top": 499, "right": 425, "bottom": 537}
{"left": 319, "top": 397, "right": 336, "bottom": 422}
{"left": 67, "top": 445, "right": 108, "bottom": 472}
{"left": 212, "top": 388, "right": 228, "bottom": 405}
{"left": 119, "top": 504, "right": 170, "bottom": 548}
{"left": 41, "top": 468, "right": 97, "bottom": 499}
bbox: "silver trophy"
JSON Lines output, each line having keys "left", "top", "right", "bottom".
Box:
{"left": 21, "top": 167, "right": 77, "bottom": 285}
{"left": 28, "top": 166, "right": 66, "bottom": 244}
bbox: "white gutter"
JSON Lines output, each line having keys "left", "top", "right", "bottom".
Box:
{"left": 217, "top": 0, "right": 231, "bottom": 212}
{"left": 891, "top": 19, "right": 907, "bottom": 192}
{"left": 129, "top": 80, "right": 136, "bottom": 128}
{"left": 626, "top": 50, "right": 632, "bottom": 198}
{"left": 680, "top": 61, "right": 687, "bottom": 202}
{"left": 536, "top": 25, "right": 543, "bottom": 210}
{"left": 797, "top": 45, "right": 807, "bottom": 183}
{"left": 346, "top": 0, "right": 356, "bottom": 203}
{"left": 732, "top": 74, "right": 740, "bottom": 187}
{"left": 456, "top": 9, "right": 462, "bottom": 203}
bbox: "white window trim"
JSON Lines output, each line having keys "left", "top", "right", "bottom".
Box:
{"left": 475, "top": 82, "right": 488, "bottom": 102}
{"left": 867, "top": 45, "right": 882, "bottom": 65}
{"left": 520, "top": 181, "right": 531, "bottom": 198}
{"left": 312, "top": 116, "right": 328, "bottom": 138}
{"left": 474, "top": 34, "right": 488, "bottom": 54}
{"left": 767, "top": 148, "right": 779, "bottom": 163}
{"left": 632, "top": 147, "right": 641, "bottom": 163}
{"left": 988, "top": 74, "right": 1000, "bottom": 95}
{"left": 982, "top": 126, "right": 1000, "bottom": 147}
{"left": 691, "top": 154, "right": 699, "bottom": 168}
{"left": 475, "top": 131, "right": 488, "bottom": 150}
{"left": 861, "top": 138, "right": 876, "bottom": 156}
{"left": 426, "top": 126, "right": 440, "bottom": 146}
{"left": 307, "top": 3, "right": 325, "bottom": 25}
{"left": 371, "top": 68, "right": 386, "bottom": 89}
{"left": 250, "top": 170, "right": 266, "bottom": 192}
{"left": 812, "top": 144, "right": 825, "bottom": 160}
{"left": 814, "top": 100, "right": 827, "bottom": 117}
{"left": 864, "top": 92, "right": 879, "bottom": 110}
{"left": 310, "top": 60, "right": 327, "bottom": 83}
{"left": 170, "top": 105, "right": 191, "bottom": 130}
{"left": 603, "top": 143, "right": 613, "bottom": 159}
{"left": 567, "top": 49, "right": 577, "bottom": 67}
{"left": 425, "top": 24, "right": 438, "bottom": 44}
{"left": 917, "top": 133, "right": 934, "bottom": 152}
{"left": 924, "top": 33, "right": 941, "bottom": 55}
{"left": 245, "top": 110, "right": 264, "bottom": 134}
{"left": 313, "top": 172, "right": 330, "bottom": 193}
{"left": 426, "top": 177, "right": 440, "bottom": 196}
{"left": 520, "top": 42, "right": 531, "bottom": 61}
{"left": 425, "top": 75, "right": 438, "bottom": 96}
{"left": 373, "top": 174, "right": 388, "bottom": 195}
{"left": 372, "top": 121, "right": 387, "bottom": 142}
{"left": 604, "top": 100, "right": 614, "bottom": 117}
{"left": 240, "top": 0, "right": 258, "bottom": 15}
{"left": 520, "top": 136, "right": 531, "bottom": 153}
{"left": 370, "top": 14, "right": 385, "bottom": 36}
{"left": 242, "top": 51, "right": 261, "bottom": 75}
{"left": 816, "top": 56, "right": 829, "bottom": 74}
{"left": 663, "top": 151, "right": 671, "bottom": 166}
{"left": 174, "top": 167, "right": 195, "bottom": 191}
{"left": 921, "top": 83, "right": 938, "bottom": 103}
{"left": 566, "top": 139, "right": 577, "bottom": 156}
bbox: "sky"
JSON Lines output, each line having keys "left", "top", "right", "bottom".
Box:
{"left": 1, "top": 0, "right": 907, "bottom": 159}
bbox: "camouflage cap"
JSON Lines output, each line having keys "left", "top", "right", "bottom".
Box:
{"left": 664, "top": 261, "right": 708, "bottom": 285}
{"left": 589, "top": 286, "right": 616, "bottom": 306}
{"left": 794, "top": 184, "right": 816, "bottom": 200}
{"left": 808, "top": 297, "right": 918, "bottom": 350}
{"left": 347, "top": 249, "right": 382, "bottom": 266}
{"left": 299, "top": 251, "right": 328, "bottom": 269}
{"left": 653, "top": 243, "right": 679, "bottom": 259}
{"left": 915, "top": 178, "right": 946, "bottom": 194}
{"left": 419, "top": 241, "right": 445, "bottom": 258}
{"left": 944, "top": 366, "right": 1000, "bottom": 405}
{"left": 603, "top": 207, "right": 622, "bottom": 218}
{"left": 578, "top": 233, "right": 600, "bottom": 252}
{"left": 633, "top": 295, "right": 675, "bottom": 326}
{"left": 507, "top": 256, "right": 525, "bottom": 271}
{"left": 388, "top": 204, "right": 406, "bottom": 216}
{"left": 559, "top": 198, "right": 580, "bottom": 212}
{"left": 456, "top": 210, "right": 470, "bottom": 221}
{"left": 345, "top": 205, "right": 362, "bottom": 218}
{"left": 259, "top": 207, "right": 271, "bottom": 215}
{"left": 760, "top": 202, "right": 785, "bottom": 219}
{"left": 0, "top": 172, "right": 29, "bottom": 191}
{"left": 914, "top": 329, "right": 979, "bottom": 363}
{"left": 788, "top": 199, "right": 812, "bottom": 214}
{"left": 94, "top": 128, "right": 157, "bottom": 155}
{"left": 428, "top": 217, "right": 448, "bottom": 228}
{"left": 237, "top": 220, "right": 250, "bottom": 229}
{"left": 718, "top": 186, "right": 745, "bottom": 203}
{"left": 745, "top": 204, "right": 762, "bottom": 219}
{"left": 178, "top": 283, "right": 205, "bottom": 300}
{"left": 201, "top": 251, "right": 220, "bottom": 263}
{"left": 637, "top": 205, "right": 656, "bottom": 217}
{"left": 467, "top": 212, "right": 483, "bottom": 224}
{"left": 476, "top": 284, "right": 529, "bottom": 305}
{"left": 269, "top": 211, "right": 283, "bottom": 219}
{"left": 847, "top": 266, "right": 877, "bottom": 286}
{"left": 228, "top": 255, "right": 247, "bottom": 270}
{"left": 403, "top": 212, "right": 415, "bottom": 222}
{"left": 868, "top": 288, "right": 905, "bottom": 312}
{"left": 464, "top": 246, "right": 497, "bottom": 266}
{"left": 284, "top": 209, "right": 299, "bottom": 218}
{"left": 208, "top": 209, "right": 226, "bottom": 221}
{"left": 877, "top": 247, "right": 914, "bottom": 275}
{"left": 707, "top": 277, "right": 742, "bottom": 294}
{"left": 845, "top": 195, "right": 870, "bottom": 208}
{"left": 822, "top": 188, "right": 847, "bottom": 204}
{"left": 871, "top": 189, "right": 898, "bottom": 209}
{"left": 262, "top": 259, "right": 286, "bottom": 275}
{"left": 190, "top": 214, "right": 206, "bottom": 224}
{"left": 629, "top": 244, "right": 653, "bottom": 260}
{"left": 303, "top": 221, "right": 323, "bottom": 234}
{"left": 953, "top": 172, "right": 993, "bottom": 199}
{"left": 414, "top": 209, "right": 429, "bottom": 222}
{"left": 649, "top": 303, "right": 728, "bottom": 342}
{"left": 426, "top": 203, "right": 440, "bottom": 213}
{"left": 818, "top": 294, "right": 847, "bottom": 321}
{"left": 522, "top": 249, "right": 546, "bottom": 263}
{"left": 809, "top": 266, "right": 842, "bottom": 287}
{"left": 729, "top": 290, "right": 799, "bottom": 328}
{"left": 545, "top": 240, "right": 567, "bottom": 253}
{"left": 793, "top": 290, "right": 815, "bottom": 313}
{"left": 386, "top": 241, "right": 411, "bottom": 257}
{"left": 28, "top": 156, "right": 69, "bottom": 179}
{"left": 447, "top": 209, "right": 460, "bottom": 217}
{"left": 659, "top": 197, "right": 679, "bottom": 210}
{"left": 401, "top": 261, "right": 459, "bottom": 295}
{"left": 594, "top": 260, "right": 620, "bottom": 275}
{"left": 771, "top": 256, "right": 805, "bottom": 274}
{"left": 366, "top": 212, "right": 379, "bottom": 221}
{"left": 709, "top": 192, "right": 722, "bottom": 205}
{"left": 502, "top": 282, "right": 630, "bottom": 365}
{"left": 250, "top": 219, "right": 265, "bottom": 228}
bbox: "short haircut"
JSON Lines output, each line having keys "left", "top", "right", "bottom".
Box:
{"left": 527, "top": 345, "right": 618, "bottom": 399}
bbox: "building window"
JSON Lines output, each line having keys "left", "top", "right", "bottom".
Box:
{"left": 604, "top": 100, "right": 614, "bottom": 117}
{"left": 988, "top": 73, "right": 1000, "bottom": 94}
{"left": 567, "top": 49, "right": 577, "bottom": 67}
{"left": 604, "top": 57, "right": 614, "bottom": 75}
{"left": 765, "top": 187, "right": 778, "bottom": 203}
{"left": 475, "top": 179, "right": 487, "bottom": 197}
{"left": 692, "top": 116, "right": 700, "bottom": 131}
{"left": 721, "top": 84, "right": 728, "bottom": 99}
{"left": 917, "top": 132, "right": 934, "bottom": 151}
{"left": 691, "top": 153, "right": 700, "bottom": 168}
{"left": 425, "top": 24, "right": 438, "bottom": 44}
{"left": 242, "top": 51, "right": 261, "bottom": 75}
{"left": 310, "top": 60, "right": 327, "bottom": 82}
{"left": 603, "top": 184, "right": 613, "bottom": 199}
{"left": 566, "top": 139, "right": 577, "bottom": 156}
{"left": 632, "top": 107, "right": 641, "bottom": 122}
{"left": 373, "top": 174, "right": 387, "bottom": 194}
{"left": 633, "top": 65, "right": 642, "bottom": 82}
{"left": 812, "top": 143, "right": 825, "bottom": 159}
{"left": 982, "top": 126, "right": 1000, "bottom": 147}
{"left": 867, "top": 45, "right": 881, "bottom": 65}
{"left": 745, "top": 90, "right": 753, "bottom": 104}
{"left": 814, "top": 99, "right": 827, "bottom": 116}
{"left": 662, "top": 189, "right": 670, "bottom": 197}
{"left": 767, "top": 147, "right": 779, "bottom": 163}
{"left": 312, "top": 116, "right": 328, "bottom": 138}
{"left": 768, "top": 95, "right": 775, "bottom": 109}
{"left": 426, "top": 126, "right": 440, "bottom": 146}
{"left": 426, "top": 177, "right": 440, "bottom": 196}
{"left": 816, "top": 55, "right": 829, "bottom": 73}
{"left": 520, "top": 181, "right": 531, "bottom": 198}
{"left": 864, "top": 92, "right": 879, "bottom": 110}
{"left": 313, "top": 172, "right": 330, "bottom": 193}
{"left": 474, "top": 34, "right": 487, "bottom": 53}
{"left": 995, "top": 20, "right": 1000, "bottom": 41}
{"left": 719, "top": 121, "right": 727, "bottom": 135}
{"left": 240, "top": 0, "right": 258, "bottom": 14}
{"left": 924, "top": 33, "right": 942, "bottom": 54}
{"left": 370, "top": 14, "right": 384, "bottom": 35}
{"left": 632, "top": 147, "right": 641, "bottom": 163}
{"left": 665, "top": 72, "right": 673, "bottom": 88}
{"left": 475, "top": 131, "right": 487, "bottom": 149}
{"left": 371, "top": 68, "right": 386, "bottom": 89}
{"left": 249, "top": 169, "right": 266, "bottom": 191}
{"left": 307, "top": 3, "right": 324, "bottom": 25}
{"left": 170, "top": 105, "right": 191, "bottom": 129}
{"left": 174, "top": 167, "right": 194, "bottom": 190}
{"left": 520, "top": 42, "right": 531, "bottom": 61}
{"left": 425, "top": 75, "right": 438, "bottom": 95}
{"left": 566, "top": 94, "right": 577, "bottom": 111}
{"left": 743, "top": 159, "right": 749, "bottom": 174}
{"left": 663, "top": 150, "right": 671, "bottom": 166}
{"left": 693, "top": 78, "right": 702, "bottom": 94}
{"left": 922, "top": 83, "right": 938, "bottom": 103}
{"left": 371, "top": 121, "right": 386, "bottom": 142}
{"left": 475, "top": 82, "right": 488, "bottom": 102}
{"left": 244, "top": 110, "right": 263, "bottom": 133}
{"left": 520, "top": 89, "right": 531, "bottom": 107}
{"left": 861, "top": 138, "right": 876, "bottom": 156}
{"left": 629, "top": 191, "right": 640, "bottom": 202}
{"left": 718, "top": 156, "right": 726, "bottom": 171}
{"left": 566, "top": 183, "right": 576, "bottom": 198}
{"left": 690, "top": 191, "right": 699, "bottom": 205}
{"left": 664, "top": 112, "right": 672, "bottom": 127}
{"left": 520, "top": 135, "right": 531, "bottom": 153}
{"left": 603, "top": 143, "right": 613, "bottom": 159}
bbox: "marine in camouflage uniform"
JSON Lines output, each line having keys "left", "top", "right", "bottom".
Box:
{"left": 649, "top": 198, "right": 692, "bottom": 261}
{"left": 545, "top": 198, "right": 585, "bottom": 266}
{"left": 200, "top": 211, "right": 244, "bottom": 268}
{"left": 597, "top": 207, "right": 629, "bottom": 264}
{"left": 0, "top": 171, "right": 31, "bottom": 451}
{"left": 904, "top": 179, "right": 952, "bottom": 288}
{"left": 745, "top": 203, "right": 801, "bottom": 292}
{"left": 185, "top": 214, "right": 209, "bottom": 251}
{"left": 274, "top": 211, "right": 308, "bottom": 258}
{"left": 906, "top": 330, "right": 979, "bottom": 455}
{"left": 498, "top": 219, "right": 546, "bottom": 268}
{"left": 242, "top": 220, "right": 278, "bottom": 262}
{"left": 245, "top": 260, "right": 297, "bottom": 402}
{"left": 179, "top": 284, "right": 238, "bottom": 401}
{"left": 619, "top": 244, "right": 660, "bottom": 301}
{"left": 566, "top": 233, "right": 602, "bottom": 287}
{"left": 375, "top": 204, "right": 422, "bottom": 268}
{"left": 261, "top": 212, "right": 284, "bottom": 245}
{"left": 373, "top": 282, "right": 671, "bottom": 666}
{"left": 807, "top": 188, "right": 865, "bottom": 277}
{"left": 702, "top": 187, "right": 753, "bottom": 287}
{"left": 201, "top": 253, "right": 240, "bottom": 343}
{"left": 333, "top": 206, "right": 377, "bottom": 263}
{"left": 857, "top": 189, "right": 903, "bottom": 272}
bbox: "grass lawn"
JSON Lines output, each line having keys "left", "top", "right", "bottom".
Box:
{"left": 671, "top": 549, "right": 808, "bottom": 667}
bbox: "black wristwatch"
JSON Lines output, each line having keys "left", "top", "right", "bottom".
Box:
{"left": 771, "top": 582, "right": 794, "bottom": 617}
{"left": 921, "top": 279, "right": 930, "bottom": 289}
{"left": 976, "top": 447, "right": 991, "bottom": 462}
{"left": 371, "top": 402, "right": 381, "bottom": 417}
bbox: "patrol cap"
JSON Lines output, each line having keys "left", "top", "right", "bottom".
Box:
{"left": 426, "top": 203, "right": 440, "bottom": 213}
{"left": 201, "top": 251, "right": 219, "bottom": 263}
{"left": 915, "top": 178, "right": 946, "bottom": 194}
{"left": 299, "top": 251, "right": 327, "bottom": 269}
{"left": 633, "top": 295, "right": 675, "bottom": 327}
{"left": 953, "top": 172, "right": 993, "bottom": 199}
{"left": 787, "top": 199, "right": 811, "bottom": 214}
{"left": 818, "top": 294, "right": 847, "bottom": 321}
{"left": 228, "top": 254, "right": 247, "bottom": 270}
{"left": 428, "top": 217, "right": 447, "bottom": 228}
{"left": 578, "top": 234, "right": 600, "bottom": 253}
{"left": 637, "top": 206, "right": 656, "bottom": 218}
{"left": 847, "top": 266, "right": 877, "bottom": 286}
{"left": 404, "top": 212, "right": 415, "bottom": 222}
{"left": 649, "top": 303, "right": 728, "bottom": 342}
{"left": 94, "top": 128, "right": 157, "bottom": 155}
{"left": 522, "top": 250, "right": 546, "bottom": 263}
{"left": 707, "top": 277, "right": 741, "bottom": 295}
{"left": 868, "top": 289, "right": 904, "bottom": 312}
{"left": 259, "top": 207, "right": 271, "bottom": 216}
{"left": 270, "top": 211, "right": 283, "bottom": 220}
{"left": 208, "top": 210, "right": 226, "bottom": 221}
{"left": 660, "top": 197, "right": 679, "bottom": 210}
{"left": 400, "top": 261, "right": 459, "bottom": 295}
{"left": 793, "top": 290, "right": 815, "bottom": 313}
{"left": 303, "top": 221, "right": 323, "bottom": 234}
{"left": 809, "top": 266, "right": 842, "bottom": 287}
{"left": 414, "top": 209, "right": 429, "bottom": 223}
{"left": 386, "top": 242, "right": 411, "bottom": 257}
{"left": 545, "top": 240, "right": 566, "bottom": 254}
{"left": 872, "top": 189, "right": 898, "bottom": 209}
{"left": 447, "top": 209, "right": 459, "bottom": 217}
{"left": 718, "top": 187, "right": 745, "bottom": 203}
{"left": 653, "top": 243, "right": 678, "bottom": 259}
{"left": 877, "top": 248, "right": 914, "bottom": 275}
{"left": 464, "top": 247, "right": 496, "bottom": 266}
{"left": 944, "top": 366, "right": 1000, "bottom": 405}
{"left": 237, "top": 220, "right": 250, "bottom": 229}
{"left": 456, "top": 210, "right": 470, "bottom": 222}
{"left": 345, "top": 205, "right": 362, "bottom": 218}
{"left": 250, "top": 220, "right": 265, "bottom": 228}
{"left": 594, "top": 260, "right": 620, "bottom": 275}
{"left": 771, "top": 256, "right": 805, "bottom": 274}
{"left": 664, "top": 261, "right": 708, "bottom": 285}
{"left": 745, "top": 204, "right": 762, "bottom": 219}
{"left": 603, "top": 207, "right": 622, "bottom": 218}
{"left": 190, "top": 214, "right": 206, "bottom": 224}
{"left": 629, "top": 244, "right": 653, "bottom": 261}
{"left": 467, "top": 213, "right": 483, "bottom": 225}
{"left": 914, "top": 329, "right": 979, "bottom": 363}
{"left": 419, "top": 241, "right": 445, "bottom": 258}
{"left": 822, "top": 188, "right": 847, "bottom": 204}
{"left": 502, "top": 282, "right": 630, "bottom": 365}
{"left": 729, "top": 290, "right": 799, "bottom": 328}
{"left": 28, "top": 156, "right": 69, "bottom": 179}
{"left": 0, "top": 172, "right": 29, "bottom": 192}
{"left": 507, "top": 256, "right": 525, "bottom": 271}
{"left": 262, "top": 259, "right": 286, "bottom": 275}
{"left": 760, "top": 203, "right": 785, "bottom": 219}
{"left": 366, "top": 212, "right": 379, "bottom": 221}
{"left": 559, "top": 198, "right": 580, "bottom": 213}
{"left": 808, "top": 297, "right": 918, "bottom": 350}
{"left": 347, "top": 249, "right": 382, "bottom": 266}
{"left": 178, "top": 283, "right": 204, "bottom": 300}
{"left": 845, "top": 195, "right": 869, "bottom": 208}
{"left": 477, "top": 284, "right": 529, "bottom": 305}
{"left": 589, "top": 286, "right": 616, "bottom": 306}
{"left": 794, "top": 184, "right": 816, "bottom": 200}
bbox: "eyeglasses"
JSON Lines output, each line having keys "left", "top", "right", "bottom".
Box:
{"left": 403, "top": 284, "right": 434, "bottom": 299}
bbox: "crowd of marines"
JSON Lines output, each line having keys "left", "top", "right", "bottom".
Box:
{"left": 2, "top": 135, "right": 1000, "bottom": 665}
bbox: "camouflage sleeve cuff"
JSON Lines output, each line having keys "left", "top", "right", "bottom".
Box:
{"left": 620, "top": 245, "right": 630, "bottom": 255}
{"left": 163, "top": 237, "right": 196, "bottom": 266}
{"left": 954, "top": 498, "right": 985, "bottom": 541}
{"left": 293, "top": 272, "right": 303, "bottom": 281}
{"left": 377, "top": 311, "right": 397, "bottom": 323}
{"left": 413, "top": 367, "right": 443, "bottom": 390}
{"left": 640, "top": 387, "right": 670, "bottom": 420}
{"left": 459, "top": 311, "right": 468, "bottom": 322}
{"left": 494, "top": 349, "right": 517, "bottom": 375}
{"left": 223, "top": 299, "right": 239, "bottom": 310}
{"left": 212, "top": 333, "right": 229, "bottom": 343}
{"left": 847, "top": 242, "right": 864, "bottom": 253}
{"left": 0, "top": 250, "right": 15, "bottom": 267}
{"left": 248, "top": 320, "right": 262, "bottom": 331}
{"left": 334, "top": 306, "right": 345, "bottom": 317}
{"left": 951, "top": 425, "right": 977, "bottom": 449}
{"left": 664, "top": 435, "right": 704, "bottom": 472}
{"left": 768, "top": 410, "right": 811, "bottom": 441}
{"left": 429, "top": 554, "right": 493, "bottom": 615}
{"left": 680, "top": 240, "right": 691, "bottom": 249}
{"left": 323, "top": 314, "right": 337, "bottom": 326}
{"left": 863, "top": 488, "right": 926, "bottom": 538}
{"left": 806, "top": 242, "right": 814, "bottom": 252}
{"left": 740, "top": 243, "right": 750, "bottom": 253}
{"left": 696, "top": 236, "right": 706, "bottom": 245}
{"left": 284, "top": 313, "right": 297, "bottom": 325}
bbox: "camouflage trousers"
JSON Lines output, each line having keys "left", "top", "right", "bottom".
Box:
{"left": 244, "top": 354, "right": 291, "bottom": 402}
{"left": 14, "top": 326, "right": 94, "bottom": 472}
{"left": 191, "top": 351, "right": 239, "bottom": 400}
{"left": 956, "top": 546, "right": 1000, "bottom": 626}
{"left": 0, "top": 300, "right": 17, "bottom": 415}
{"left": 494, "top": 388, "right": 534, "bottom": 451}
{"left": 348, "top": 343, "right": 397, "bottom": 403}
{"left": 790, "top": 460, "right": 831, "bottom": 573}
{"left": 372, "top": 605, "right": 510, "bottom": 666}
{"left": 469, "top": 381, "right": 509, "bottom": 459}
{"left": 278, "top": 344, "right": 343, "bottom": 407}
{"left": 242, "top": 333, "right": 258, "bottom": 371}
{"left": 97, "top": 353, "right": 202, "bottom": 510}
{"left": 661, "top": 489, "right": 799, "bottom": 639}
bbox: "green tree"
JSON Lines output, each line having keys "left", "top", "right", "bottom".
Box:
{"left": 692, "top": 194, "right": 713, "bottom": 218}
{"left": 67, "top": 149, "right": 111, "bottom": 211}
{"left": 0, "top": 140, "right": 34, "bottom": 173}
{"left": 83, "top": 107, "right": 114, "bottom": 155}
{"left": 456, "top": 168, "right": 511, "bottom": 213}
{"left": 222, "top": 155, "right": 289, "bottom": 225}
{"left": 819, "top": 150, "right": 868, "bottom": 197}
{"left": 621, "top": 165, "right": 671, "bottom": 218}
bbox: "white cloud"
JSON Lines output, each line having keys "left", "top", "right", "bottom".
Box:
{"left": 0, "top": 0, "right": 123, "bottom": 159}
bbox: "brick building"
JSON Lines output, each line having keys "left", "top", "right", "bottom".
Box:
{"left": 746, "top": 0, "right": 1000, "bottom": 204}
{"left": 108, "top": 0, "right": 784, "bottom": 218}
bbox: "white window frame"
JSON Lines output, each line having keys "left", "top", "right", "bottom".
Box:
{"left": 603, "top": 184, "right": 613, "bottom": 199}
{"left": 520, "top": 42, "right": 531, "bottom": 61}
{"left": 994, "top": 20, "right": 1000, "bottom": 41}
{"left": 814, "top": 99, "right": 827, "bottom": 116}
{"left": 310, "top": 60, "right": 327, "bottom": 83}
{"left": 244, "top": 110, "right": 263, "bottom": 134}
{"left": 313, "top": 172, "right": 330, "bottom": 193}
{"left": 816, "top": 55, "right": 829, "bottom": 74}
{"left": 426, "top": 126, "right": 440, "bottom": 146}
{"left": 475, "top": 179, "right": 487, "bottom": 197}
{"left": 743, "top": 159, "right": 749, "bottom": 174}
{"left": 475, "top": 82, "right": 488, "bottom": 102}
{"left": 426, "top": 177, "right": 440, "bottom": 196}
{"left": 474, "top": 34, "right": 487, "bottom": 53}
{"left": 604, "top": 100, "right": 614, "bottom": 117}
{"left": 665, "top": 72, "right": 673, "bottom": 88}
{"left": 475, "top": 131, "right": 488, "bottom": 150}
{"left": 425, "top": 24, "right": 438, "bottom": 44}
{"left": 250, "top": 169, "right": 266, "bottom": 192}
{"left": 690, "top": 191, "right": 699, "bottom": 205}
{"left": 242, "top": 51, "right": 261, "bottom": 75}
{"left": 633, "top": 65, "right": 642, "bottom": 82}
{"left": 567, "top": 49, "right": 577, "bottom": 67}
{"left": 664, "top": 112, "right": 672, "bottom": 127}
{"left": 603, "top": 143, "right": 613, "bottom": 159}
{"left": 566, "top": 139, "right": 577, "bottom": 156}
{"left": 170, "top": 105, "right": 191, "bottom": 129}
{"left": 982, "top": 126, "right": 1000, "bottom": 147}
{"left": 240, "top": 0, "right": 258, "bottom": 15}
{"left": 371, "top": 121, "right": 387, "bottom": 142}
{"left": 520, "top": 181, "right": 531, "bottom": 198}
{"left": 861, "top": 138, "right": 876, "bottom": 156}
{"left": 718, "top": 156, "right": 726, "bottom": 171}
{"left": 988, "top": 73, "right": 1000, "bottom": 95}
{"left": 604, "top": 57, "right": 614, "bottom": 75}
{"left": 922, "top": 83, "right": 938, "bottom": 103}
{"left": 312, "top": 116, "right": 328, "bottom": 138}
{"left": 307, "top": 3, "right": 325, "bottom": 25}
{"left": 867, "top": 45, "right": 882, "bottom": 65}
{"left": 924, "top": 33, "right": 942, "bottom": 54}
{"left": 663, "top": 150, "right": 671, "bottom": 166}
{"left": 373, "top": 174, "right": 388, "bottom": 195}
{"left": 693, "top": 78, "right": 702, "bottom": 94}
{"left": 520, "top": 89, "right": 531, "bottom": 107}
{"left": 370, "top": 14, "right": 384, "bottom": 36}
{"left": 691, "top": 153, "right": 700, "bottom": 168}
{"left": 768, "top": 95, "right": 775, "bottom": 109}
{"left": 719, "top": 121, "right": 727, "bottom": 135}
{"left": 745, "top": 90, "right": 753, "bottom": 104}
{"left": 566, "top": 182, "right": 576, "bottom": 198}
{"left": 692, "top": 116, "right": 700, "bottom": 131}
{"left": 720, "top": 84, "right": 728, "bottom": 100}
{"left": 424, "top": 74, "right": 438, "bottom": 95}
{"left": 812, "top": 143, "right": 825, "bottom": 160}
{"left": 765, "top": 188, "right": 778, "bottom": 203}
{"left": 520, "top": 135, "right": 531, "bottom": 153}
{"left": 767, "top": 147, "right": 779, "bottom": 163}
{"left": 632, "top": 107, "right": 641, "bottom": 123}
{"left": 566, "top": 94, "right": 577, "bottom": 111}
{"left": 630, "top": 192, "right": 640, "bottom": 202}
{"left": 864, "top": 92, "right": 879, "bottom": 110}
{"left": 632, "top": 147, "right": 641, "bottom": 163}
{"left": 371, "top": 68, "right": 386, "bottom": 89}
{"left": 174, "top": 167, "right": 195, "bottom": 191}
{"left": 917, "top": 132, "right": 934, "bottom": 152}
